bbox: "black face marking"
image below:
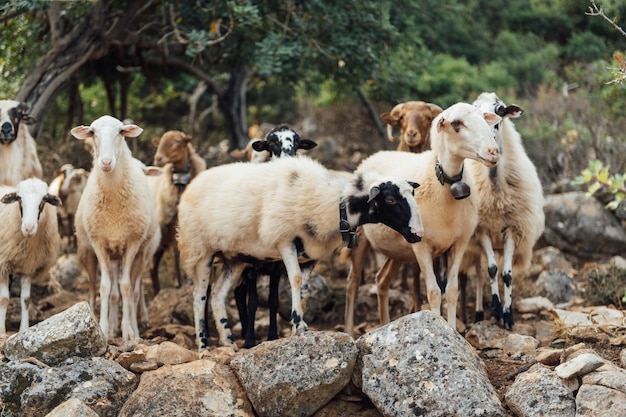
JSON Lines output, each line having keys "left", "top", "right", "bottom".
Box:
{"left": 354, "top": 174, "right": 364, "bottom": 192}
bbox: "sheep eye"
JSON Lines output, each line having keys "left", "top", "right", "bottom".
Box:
{"left": 451, "top": 120, "right": 462, "bottom": 129}
{"left": 384, "top": 196, "right": 397, "bottom": 205}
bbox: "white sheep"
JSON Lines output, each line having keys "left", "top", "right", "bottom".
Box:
{"left": 177, "top": 155, "right": 424, "bottom": 351}
{"left": 48, "top": 163, "right": 89, "bottom": 250}
{"left": 230, "top": 124, "right": 317, "bottom": 163}
{"left": 0, "top": 100, "right": 43, "bottom": 186}
{"left": 147, "top": 130, "right": 206, "bottom": 293}
{"left": 344, "top": 102, "right": 502, "bottom": 337}
{"left": 71, "top": 116, "right": 159, "bottom": 341}
{"left": 461, "top": 92, "right": 545, "bottom": 328}
{"left": 0, "top": 178, "right": 61, "bottom": 335}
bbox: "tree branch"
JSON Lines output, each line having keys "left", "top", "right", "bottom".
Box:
{"left": 586, "top": 0, "right": 626, "bottom": 37}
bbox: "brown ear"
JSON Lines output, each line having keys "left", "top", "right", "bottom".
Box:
{"left": 183, "top": 134, "right": 193, "bottom": 143}
{"left": 437, "top": 117, "right": 446, "bottom": 132}
{"left": 151, "top": 137, "right": 161, "bottom": 146}
{"left": 429, "top": 103, "right": 443, "bottom": 117}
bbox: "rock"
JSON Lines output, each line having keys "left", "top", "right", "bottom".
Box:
{"left": 535, "top": 270, "right": 578, "bottom": 304}
{"left": 48, "top": 254, "right": 84, "bottom": 292}
{"left": 312, "top": 397, "right": 383, "bottom": 417}
{"left": 355, "top": 311, "right": 505, "bottom": 417}
{"left": 505, "top": 363, "right": 575, "bottom": 417}
{"left": 144, "top": 340, "right": 198, "bottom": 366}
{"left": 502, "top": 333, "right": 540, "bottom": 355}
{"left": 543, "top": 192, "right": 626, "bottom": 259}
{"left": 555, "top": 353, "right": 605, "bottom": 379}
{"left": 0, "top": 357, "right": 137, "bottom": 417}
{"left": 230, "top": 331, "right": 357, "bottom": 417}
{"left": 515, "top": 296, "right": 555, "bottom": 314}
{"left": 119, "top": 358, "right": 254, "bottom": 417}
{"left": 465, "top": 320, "right": 511, "bottom": 350}
{"left": 44, "top": 398, "right": 99, "bottom": 417}
{"left": 3, "top": 301, "right": 106, "bottom": 366}
{"left": 621, "top": 348, "right": 626, "bottom": 368}
{"left": 575, "top": 384, "right": 626, "bottom": 417}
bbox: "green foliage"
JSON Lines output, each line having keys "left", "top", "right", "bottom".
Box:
{"left": 574, "top": 160, "right": 626, "bottom": 210}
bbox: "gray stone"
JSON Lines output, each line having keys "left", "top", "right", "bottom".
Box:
{"left": 535, "top": 270, "right": 578, "bottom": 304}
{"left": 119, "top": 358, "right": 254, "bottom": 417}
{"left": 230, "top": 331, "right": 357, "bottom": 417}
{"left": 555, "top": 353, "right": 605, "bottom": 379}
{"left": 543, "top": 192, "right": 626, "bottom": 259}
{"left": 465, "top": 320, "right": 511, "bottom": 350}
{"left": 0, "top": 357, "right": 136, "bottom": 417}
{"left": 575, "top": 384, "right": 626, "bottom": 417}
{"left": 505, "top": 363, "right": 575, "bottom": 417}
{"left": 3, "top": 301, "right": 106, "bottom": 366}
{"left": 355, "top": 311, "right": 505, "bottom": 417}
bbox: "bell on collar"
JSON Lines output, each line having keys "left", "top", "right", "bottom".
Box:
{"left": 450, "top": 181, "right": 471, "bottom": 200}
{"left": 172, "top": 171, "right": 192, "bottom": 187}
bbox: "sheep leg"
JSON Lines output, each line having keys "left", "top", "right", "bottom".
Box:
{"left": 444, "top": 243, "right": 469, "bottom": 329}
{"left": 412, "top": 245, "right": 440, "bottom": 315}
{"left": 150, "top": 245, "right": 165, "bottom": 294}
{"left": 344, "top": 232, "right": 371, "bottom": 337}
{"left": 279, "top": 243, "right": 308, "bottom": 335}
{"left": 19, "top": 275, "right": 32, "bottom": 332}
{"left": 192, "top": 255, "right": 214, "bottom": 351}
{"left": 93, "top": 248, "right": 114, "bottom": 340}
{"left": 268, "top": 267, "right": 280, "bottom": 341}
{"left": 211, "top": 260, "right": 246, "bottom": 349}
{"left": 130, "top": 247, "right": 150, "bottom": 330}
{"left": 501, "top": 234, "right": 515, "bottom": 329}
{"left": 81, "top": 249, "right": 99, "bottom": 313}
{"left": 234, "top": 272, "right": 249, "bottom": 341}
{"left": 108, "top": 261, "right": 120, "bottom": 338}
{"left": 120, "top": 242, "right": 142, "bottom": 341}
{"left": 244, "top": 267, "right": 259, "bottom": 348}
{"left": 375, "top": 258, "right": 402, "bottom": 325}
{"left": 0, "top": 272, "right": 9, "bottom": 335}
{"left": 173, "top": 243, "right": 183, "bottom": 288}
{"left": 480, "top": 235, "right": 502, "bottom": 323}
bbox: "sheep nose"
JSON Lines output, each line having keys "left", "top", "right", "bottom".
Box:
{"left": 407, "top": 130, "right": 417, "bottom": 139}
{"left": 488, "top": 147, "right": 500, "bottom": 162}
{"left": 1, "top": 122, "right": 12, "bottom": 135}
{"left": 22, "top": 224, "right": 37, "bottom": 237}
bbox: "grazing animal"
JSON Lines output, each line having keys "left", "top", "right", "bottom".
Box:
{"left": 461, "top": 92, "right": 545, "bottom": 328}
{"left": 72, "top": 116, "right": 160, "bottom": 341}
{"left": 147, "top": 130, "right": 206, "bottom": 294}
{"left": 177, "top": 155, "right": 423, "bottom": 351}
{"left": 48, "top": 163, "right": 89, "bottom": 250}
{"left": 0, "top": 100, "right": 43, "bottom": 186}
{"left": 381, "top": 101, "right": 443, "bottom": 153}
{"left": 0, "top": 178, "right": 61, "bottom": 335}
{"left": 344, "top": 102, "right": 501, "bottom": 337}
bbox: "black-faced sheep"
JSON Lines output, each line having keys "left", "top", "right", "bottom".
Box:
{"left": 0, "top": 100, "right": 43, "bottom": 186}
{"left": 461, "top": 92, "right": 545, "bottom": 329}
{"left": 48, "top": 163, "right": 89, "bottom": 250}
{"left": 0, "top": 178, "right": 61, "bottom": 335}
{"left": 147, "top": 130, "right": 206, "bottom": 294}
{"left": 344, "top": 102, "right": 502, "bottom": 337}
{"left": 177, "top": 155, "right": 424, "bottom": 351}
{"left": 71, "top": 116, "right": 160, "bottom": 342}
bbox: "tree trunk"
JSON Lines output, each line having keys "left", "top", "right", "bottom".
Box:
{"left": 356, "top": 86, "right": 392, "bottom": 150}
{"left": 218, "top": 65, "right": 252, "bottom": 151}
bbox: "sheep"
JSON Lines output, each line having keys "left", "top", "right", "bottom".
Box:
{"left": 0, "top": 178, "right": 61, "bottom": 336}
{"left": 381, "top": 101, "right": 443, "bottom": 153}
{"left": 48, "top": 163, "right": 89, "bottom": 250}
{"left": 71, "top": 116, "right": 160, "bottom": 342}
{"left": 344, "top": 102, "right": 502, "bottom": 337}
{"left": 147, "top": 130, "right": 206, "bottom": 294}
{"left": 230, "top": 124, "right": 318, "bottom": 163}
{"left": 461, "top": 92, "right": 545, "bottom": 329}
{"left": 177, "top": 155, "right": 424, "bottom": 351}
{"left": 0, "top": 100, "right": 43, "bottom": 186}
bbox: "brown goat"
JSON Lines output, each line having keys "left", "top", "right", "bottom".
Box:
{"left": 380, "top": 101, "right": 443, "bottom": 153}
{"left": 148, "top": 130, "right": 207, "bottom": 294}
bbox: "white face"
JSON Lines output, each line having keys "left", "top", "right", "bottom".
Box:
{"left": 13, "top": 179, "right": 52, "bottom": 237}
{"left": 90, "top": 116, "right": 126, "bottom": 172}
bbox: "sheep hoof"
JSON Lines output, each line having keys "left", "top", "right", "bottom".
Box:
{"left": 491, "top": 295, "right": 503, "bottom": 321}
{"left": 503, "top": 308, "right": 514, "bottom": 330}
{"left": 475, "top": 311, "right": 484, "bottom": 322}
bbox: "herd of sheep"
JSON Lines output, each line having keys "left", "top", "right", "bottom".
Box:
{"left": 0, "top": 92, "right": 545, "bottom": 353}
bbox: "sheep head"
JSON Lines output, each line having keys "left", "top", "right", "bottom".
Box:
{"left": 1, "top": 178, "right": 61, "bottom": 237}
{"left": 0, "top": 100, "right": 36, "bottom": 145}
{"left": 380, "top": 101, "right": 443, "bottom": 151}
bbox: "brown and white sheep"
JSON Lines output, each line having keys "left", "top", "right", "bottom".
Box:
{"left": 0, "top": 178, "right": 61, "bottom": 335}
{"left": 0, "top": 100, "right": 43, "bottom": 186}
{"left": 71, "top": 116, "right": 160, "bottom": 341}
{"left": 147, "top": 130, "right": 206, "bottom": 294}
{"left": 344, "top": 102, "right": 502, "bottom": 337}
{"left": 177, "top": 155, "right": 424, "bottom": 351}
{"left": 381, "top": 101, "right": 443, "bottom": 153}
{"left": 461, "top": 92, "right": 545, "bottom": 328}
{"left": 48, "top": 163, "right": 89, "bottom": 250}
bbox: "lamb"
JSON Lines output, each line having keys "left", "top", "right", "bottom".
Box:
{"left": 71, "top": 116, "right": 160, "bottom": 341}
{"left": 147, "top": 130, "right": 206, "bottom": 294}
{"left": 381, "top": 101, "right": 443, "bottom": 153}
{"left": 48, "top": 163, "right": 89, "bottom": 250}
{"left": 0, "top": 178, "right": 61, "bottom": 335}
{"left": 344, "top": 102, "right": 502, "bottom": 337}
{"left": 461, "top": 92, "right": 545, "bottom": 329}
{"left": 177, "top": 155, "right": 424, "bottom": 351}
{"left": 0, "top": 100, "right": 43, "bottom": 186}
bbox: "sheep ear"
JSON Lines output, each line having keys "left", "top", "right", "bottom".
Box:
{"left": 1, "top": 192, "right": 19, "bottom": 204}
{"left": 409, "top": 181, "right": 420, "bottom": 189}
{"left": 122, "top": 124, "right": 143, "bottom": 138}
{"left": 44, "top": 194, "right": 62, "bottom": 206}
{"left": 71, "top": 126, "right": 93, "bottom": 140}
{"left": 252, "top": 140, "right": 270, "bottom": 152}
{"left": 367, "top": 186, "right": 381, "bottom": 203}
{"left": 299, "top": 139, "right": 317, "bottom": 150}
{"left": 437, "top": 117, "right": 446, "bottom": 132}
{"left": 483, "top": 112, "right": 502, "bottom": 127}
{"left": 429, "top": 103, "right": 443, "bottom": 117}
{"left": 151, "top": 136, "right": 161, "bottom": 146}
{"left": 504, "top": 105, "right": 524, "bottom": 119}
{"left": 183, "top": 134, "right": 193, "bottom": 143}
{"left": 143, "top": 166, "right": 164, "bottom": 176}
{"left": 380, "top": 111, "right": 399, "bottom": 126}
